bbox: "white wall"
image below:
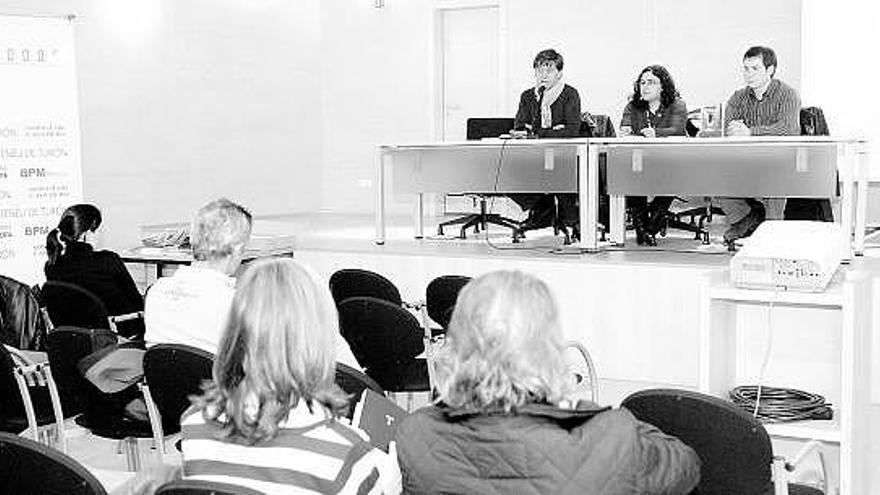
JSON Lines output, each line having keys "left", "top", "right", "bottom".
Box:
{"left": 0, "top": 0, "right": 325, "bottom": 249}
{"left": 802, "top": 0, "right": 880, "bottom": 177}
{"left": 319, "top": 0, "right": 435, "bottom": 213}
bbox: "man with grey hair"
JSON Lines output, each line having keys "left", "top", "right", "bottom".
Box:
{"left": 144, "top": 198, "right": 252, "bottom": 353}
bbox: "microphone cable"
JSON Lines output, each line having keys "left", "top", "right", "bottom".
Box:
{"left": 484, "top": 138, "right": 550, "bottom": 252}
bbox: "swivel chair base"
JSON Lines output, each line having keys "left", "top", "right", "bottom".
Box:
{"left": 437, "top": 198, "right": 521, "bottom": 242}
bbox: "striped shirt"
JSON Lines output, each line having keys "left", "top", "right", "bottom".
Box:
{"left": 181, "top": 403, "right": 401, "bottom": 494}
{"left": 724, "top": 78, "right": 801, "bottom": 136}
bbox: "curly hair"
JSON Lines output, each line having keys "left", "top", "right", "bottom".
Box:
{"left": 629, "top": 65, "right": 680, "bottom": 111}
{"left": 434, "top": 270, "right": 569, "bottom": 412}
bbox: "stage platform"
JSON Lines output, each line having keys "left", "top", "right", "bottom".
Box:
{"left": 273, "top": 212, "right": 880, "bottom": 406}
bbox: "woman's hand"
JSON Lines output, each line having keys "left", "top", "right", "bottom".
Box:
{"left": 640, "top": 127, "right": 656, "bottom": 138}
{"left": 619, "top": 126, "right": 632, "bottom": 137}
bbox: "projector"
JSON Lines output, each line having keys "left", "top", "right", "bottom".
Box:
{"left": 730, "top": 221, "right": 844, "bottom": 292}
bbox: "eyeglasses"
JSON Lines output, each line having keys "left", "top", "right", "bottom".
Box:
{"left": 639, "top": 79, "right": 660, "bottom": 86}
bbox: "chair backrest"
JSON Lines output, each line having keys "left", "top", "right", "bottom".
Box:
{"left": 466, "top": 117, "right": 515, "bottom": 140}
{"left": 45, "top": 326, "right": 118, "bottom": 419}
{"left": 621, "top": 388, "right": 773, "bottom": 495}
{"left": 800, "top": 106, "right": 829, "bottom": 136}
{"left": 335, "top": 362, "right": 385, "bottom": 419}
{"left": 156, "top": 478, "right": 263, "bottom": 495}
{"left": 337, "top": 296, "right": 424, "bottom": 370}
{"left": 143, "top": 344, "right": 214, "bottom": 435}
{"left": 0, "top": 431, "right": 107, "bottom": 495}
{"left": 0, "top": 343, "right": 27, "bottom": 425}
{"left": 41, "top": 280, "right": 109, "bottom": 330}
{"left": 329, "top": 269, "right": 402, "bottom": 307}
{"left": 425, "top": 275, "right": 472, "bottom": 330}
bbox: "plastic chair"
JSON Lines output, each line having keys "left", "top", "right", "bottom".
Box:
{"left": 155, "top": 478, "right": 263, "bottom": 495}
{"left": 0, "top": 432, "right": 107, "bottom": 495}
{"left": 424, "top": 275, "right": 471, "bottom": 332}
{"left": 621, "top": 388, "right": 829, "bottom": 495}
{"left": 0, "top": 344, "right": 62, "bottom": 436}
{"left": 329, "top": 268, "right": 402, "bottom": 307}
{"left": 45, "top": 327, "right": 153, "bottom": 440}
{"left": 335, "top": 361, "right": 385, "bottom": 419}
{"left": 337, "top": 297, "right": 429, "bottom": 403}
{"left": 563, "top": 341, "right": 598, "bottom": 404}
{"left": 141, "top": 344, "right": 214, "bottom": 446}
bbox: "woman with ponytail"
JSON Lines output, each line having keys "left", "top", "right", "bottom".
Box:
{"left": 44, "top": 204, "right": 144, "bottom": 336}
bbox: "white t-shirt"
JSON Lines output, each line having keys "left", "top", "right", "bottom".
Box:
{"left": 144, "top": 265, "right": 361, "bottom": 370}
{"left": 144, "top": 265, "right": 236, "bottom": 355}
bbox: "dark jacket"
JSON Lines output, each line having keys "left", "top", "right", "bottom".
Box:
{"left": 0, "top": 275, "right": 46, "bottom": 350}
{"left": 396, "top": 401, "right": 700, "bottom": 495}
{"left": 514, "top": 84, "right": 582, "bottom": 138}
{"left": 44, "top": 241, "right": 144, "bottom": 317}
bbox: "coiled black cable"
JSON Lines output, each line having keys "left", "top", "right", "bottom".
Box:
{"left": 729, "top": 385, "right": 833, "bottom": 423}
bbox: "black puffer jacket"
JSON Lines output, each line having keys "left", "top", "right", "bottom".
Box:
{"left": 0, "top": 275, "right": 46, "bottom": 350}
{"left": 396, "top": 401, "right": 700, "bottom": 495}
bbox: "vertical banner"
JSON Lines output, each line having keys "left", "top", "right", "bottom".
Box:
{"left": 0, "top": 15, "right": 82, "bottom": 284}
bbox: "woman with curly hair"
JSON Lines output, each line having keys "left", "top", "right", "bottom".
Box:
{"left": 620, "top": 65, "right": 688, "bottom": 246}
{"left": 396, "top": 270, "right": 700, "bottom": 494}
{"left": 179, "top": 258, "right": 400, "bottom": 494}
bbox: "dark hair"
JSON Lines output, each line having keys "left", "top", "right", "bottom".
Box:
{"left": 630, "top": 65, "right": 680, "bottom": 110}
{"left": 743, "top": 46, "right": 777, "bottom": 77}
{"left": 533, "top": 49, "right": 564, "bottom": 71}
{"left": 45, "top": 204, "right": 102, "bottom": 266}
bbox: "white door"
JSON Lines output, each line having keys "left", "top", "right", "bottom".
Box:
{"left": 440, "top": 7, "right": 499, "bottom": 141}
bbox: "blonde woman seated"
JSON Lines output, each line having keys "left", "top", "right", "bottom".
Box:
{"left": 180, "top": 258, "right": 401, "bottom": 494}
{"left": 396, "top": 270, "right": 700, "bottom": 495}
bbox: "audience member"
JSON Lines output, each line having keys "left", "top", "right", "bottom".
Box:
{"left": 721, "top": 45, "right": 801, "bottom": 244}
{"left": 512, "top": 48, "right": 583, "bottom": 232}
{"left": 180, "top": 258, "right": 401, "bottom": 494}
{"left": 144, "top": 198, "right": 251, "bottom": 353}
{"left": 396, "top": 270, "right": 700, "bottom": 495}
{"left": 44, "top": 203, "right": 144, "bottom": 336}
{"left": 619, "top": 65, "right": 688, "bottom": 246}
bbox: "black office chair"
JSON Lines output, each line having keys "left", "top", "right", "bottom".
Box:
{"left": 335, "top": 361, "right": 386, "bottom": 419}
{"left": 329, "top": 268, "right": 402, "bottom": 307}
{"left": 45, "top": 327, "right": 153, "bottom": 439}
{"left": 425, "top": 275, "right": 471, "bottom": 332}
{"left": 155, "top": 479, "right": 263, "bottom": 495}
{"left": 784, "top": 107, "right": 834, "bottom": 222}
{"left": 436, "top": 117, "right": 522, "bottom": 240}
{"left": 622, "top": 388, "right": 827, "bottom": 495}
{"left": 653, "top": 108, "right": 724, "bottom": 244}
{"left": 0, "top": 432, "right": 107, "bottom": 495}
{"left": 337, "top": 296, "right": 429, "bottom": 394}
{"left": 142, "top": 344, "right": 214, "bottom": 438}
